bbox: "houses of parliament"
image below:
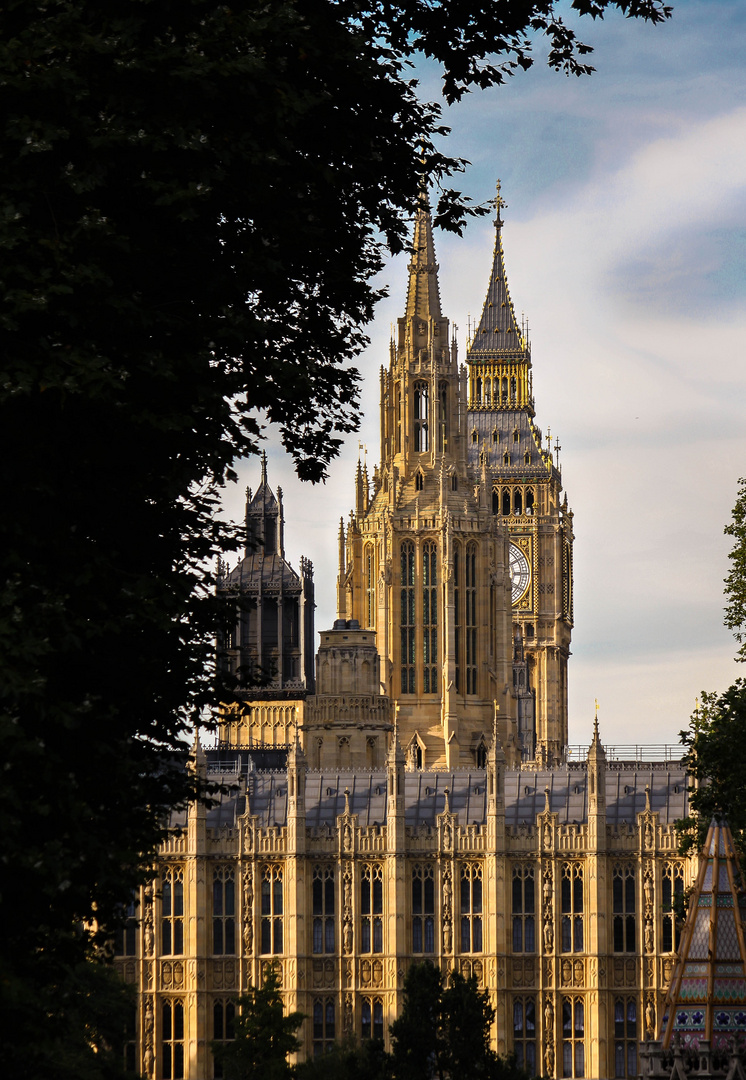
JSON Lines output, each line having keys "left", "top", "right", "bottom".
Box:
{"left": 116, "top": 192, "right": 693, "bottom": 1080}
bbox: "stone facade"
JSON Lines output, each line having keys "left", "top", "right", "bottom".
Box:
{"left": 118, "top": 191, "right": 696, "bottom": 1080}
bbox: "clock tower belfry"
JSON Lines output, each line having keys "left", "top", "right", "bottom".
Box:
{"left": 339, "top": 196, "right": 519, "bottom": 768}
{"left": 466, "top": 185, "right": 573, "bottom": 763}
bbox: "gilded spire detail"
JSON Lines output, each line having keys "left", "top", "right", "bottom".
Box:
{"left": 404, "top": 195, "right": 442, "bottom": 322}
{"left": 467, "top": 180, "right": 528, "bottom": 361}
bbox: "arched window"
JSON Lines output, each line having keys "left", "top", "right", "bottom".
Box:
{"left": 492, "top": 490, "right": 499, "bottom": 515}
{"left": 492, "top": 429, "right": 498, "bottom": 444}
{"left": 400, "top": 542, "right": 415, "bottom": 693}
{"left": 502, "top": 489, "right": 511, "bottom": 516}
{"left": 423, "top": 540, "right": 437, "bottom": 693}
{"left": 454, "top": 542, "right": 462, "bottom": 693}
{"left": 414, "top": 381, "right": 429, "bottom": 451}
{"left": 511, "top": 376, "right": 517, "bottom": 402}
{"left": 466, "top": 542, "right": 477, "bottom": 695}
{"left": 471, "top": 430, "right": 478, "bottom": 444}
{"left": 476, "top": 742, "right": 487, "bottom": 768}
{"left": 451, "top": 473, "right": 458, "bottom": 492}
{"left": 514, "top": 489, "right": 523, "bottom": 515}
{"left": 526, "top": 488, "right": 535, "bottom": 514}
{"left": 484, "top": 378, "right": 491, "bottom": 405}
{"left": 415, "top": 471, "right": 424, "bottom": 491}
{"left": 365, "top": 545, "right": 375, "bottom": 629}
{"left": 476, "top": 377, "right": 482, "bottom": 404}
{"left": 438, "top": 382, "right": 448, "bottom": 452}
{"left": 502, "top": 377, "right": 508, "bottom": 402}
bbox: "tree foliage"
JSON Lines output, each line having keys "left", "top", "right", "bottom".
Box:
{"left": 677, "top": 682, "right": 746, "bottom": 861}
{"left": 211, "top": 972, "right": 304, "bottom": 1080}
{"left": 677, "top": 479, "right": 746, "bottom": 861}
{"left": 390, "top": 963, "right": 534, "bottom": 1080}
{"left": 724, "top": 477, "right": 746, "bottom": 661}
{"left": 0, "top": 0, "right": 672, "bottom": 1073}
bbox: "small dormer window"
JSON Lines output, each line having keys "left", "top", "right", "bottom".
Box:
{"left": 471, "top": 430, "right": 478, "bottom": 444}
{"left": 513, "top": 429, "right": 519, "bottom": 443}
{"left": 492, "top": 430, "right": 498, "bottom": 444}
{"left": 503, "top": 452, "right": 509, "bottom": 466}
{"left": 524, "top": 451, "right": 531, "bottom": 465}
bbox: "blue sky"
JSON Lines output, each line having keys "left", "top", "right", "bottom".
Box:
{"left": 223, "top": 1, "right": 746, "bottom": 748}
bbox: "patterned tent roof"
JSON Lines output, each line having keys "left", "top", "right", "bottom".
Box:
{"left": 661, "top": 818, "right": 746, "bottom": 1052}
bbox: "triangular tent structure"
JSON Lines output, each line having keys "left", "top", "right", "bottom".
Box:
{"left": 641, "top": 818, "right": 746, "bottom": 1080}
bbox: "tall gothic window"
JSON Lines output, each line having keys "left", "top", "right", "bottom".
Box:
{"left": 662, "top": 863, "right": 684, "bottom": 952}
{"left": 466, "top": 542, "right": 477, "bottom": 695}
{"left": 412, "top": 864, "right": 435, "bottom": 954}
{"left": 213, "top": 999, "right": 236, "bottom": 1079}
{"left": 161, "top": 867, "right": 184, "bottom": 956}
{"left": 512, "top": 866, "right": 535, "bottom": 953}
{"left": 614, "top": 997, "right": 638, "bottom": 1078}
{"left": 561, "top": 864, "right": 584, "bottom": 953}
{"left": 114, "top": 897, "right": 139, "bottom": 957}
{"left": 454, "top": 543, "right": 462, "bottom": 693}
{"left": 365, "top": 545, "right": 375, "bottom": 629}
{"left": 213, "top": 867, "right": 236, "bottom": 955}
{"left": 361, "top": 864, "right": 383, "bottom": 953}
{"left": 260, "top": 864, "right": 283, "bottom": 954}
{"left": 562, "top": 997, "right": 585, "bottom": 1078}
{"left": 423, "top": 540, "right": 437, "bottom": 693}
{"left": 513, "top": 997, "right": 537, "bottom": 1074}
{"left": 312, "top": 866, "right": 335, "bottom": 954}
{"left": 460, "top": 864, "right": 483, "bottom": 952}
{"left": 313, "top": 998, "right": 335, "bottom": 1057}
{"left": 400, "top": 542, "right": 415, "bottom": 693}
{"left": 162, "top": 1000, "right": 185, "bottom": 1080}
{"left": 414, "top": 381, "right": 429, "bottom": 451}
{"left": 612, "top": 865, "right": 636, "bottom": 953}
{"left": 362, "top": 998, "right": 384, "bottom": 1041}
{"left": 438, "top": 381, "right": 448, "bottom": 452}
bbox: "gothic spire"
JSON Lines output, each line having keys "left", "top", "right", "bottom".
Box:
{"left": 467, "top": 180, "right": 528, "bottom": 361}
{"left": 404, "top": 194, "right": 442, "bottom": 322}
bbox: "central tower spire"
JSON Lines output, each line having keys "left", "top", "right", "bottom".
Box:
{"left": 404, "top": 196, "right": 442, "bottom": 322}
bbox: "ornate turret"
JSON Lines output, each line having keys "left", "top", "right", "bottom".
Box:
{"left": 466, "top": 182, "right": 573, "bottom": 764}
{"left": 338, "top": 194, "right": 517, "bottom": 768}
{"left": 217, "top": 457, "right": 315, "bottom": 747}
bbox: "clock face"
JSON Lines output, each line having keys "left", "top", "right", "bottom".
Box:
{"left": 509, "top": 543, "right": 531, "bottom": 604}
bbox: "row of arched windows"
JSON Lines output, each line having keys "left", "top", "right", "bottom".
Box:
{"left": 474, "top": 374, "right": 518, "bottom": 406}
{"left": 413, "top": 380, "right": 449, "bottom": 453}
{"left": 493, "top": 488, "right": 536, "bottom": 516}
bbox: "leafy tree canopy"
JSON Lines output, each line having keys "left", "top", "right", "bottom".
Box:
{"left": 678, "top": 479, "right": 746, "bottom": 859}
{"left": 724, "top": 477, "right": 746, "bottom": 662}
{"left": 211, "top": 972, "right": 304, "bottom": 1080}
{"left": 0, "top": 0, "right": 672, "bottom": 1074}
{"left": 390, "top": 963, "right": 534, "bottom": 1080}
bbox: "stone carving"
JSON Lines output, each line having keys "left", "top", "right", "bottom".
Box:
{"left": 543, "top": 995, "right": 555, "bottom": 1078}
{"left": 143, "top": 885, "right": 154, "bottom": 958}
{"left": 243, "top": 866, "right": 253, "bottom": 955}
{"left": 561, "top": 959, "right": 571, "bottom": 986}
{"left": 343, "top": 865, "right": 353, "bottom": 955}
{"left": 343, "top": 821, "right": 353, "bottom": 852}
{"left": 344, "top": 993, "right": 354, "bottom": 1035}
{"left": 442, "top": 865, "right": 453, "bottom": 953}
{"left": 144, "top": 997, "right": 154, "bottom": 1079}
{"left": 543, "top": 866, "right": 554, "bottom": 954}
{"left": 543, "top": 821, "right": 552, "bottom": 851}
{"left": 573, "top": 959, "right": 583, "bottom": 988}
{"left": 646, "top": 995, "right": 656, "bottom": 1039}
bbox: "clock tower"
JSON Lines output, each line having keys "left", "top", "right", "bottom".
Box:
{"left": 466, "top": 185, "right": 573, "bottom": 763}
